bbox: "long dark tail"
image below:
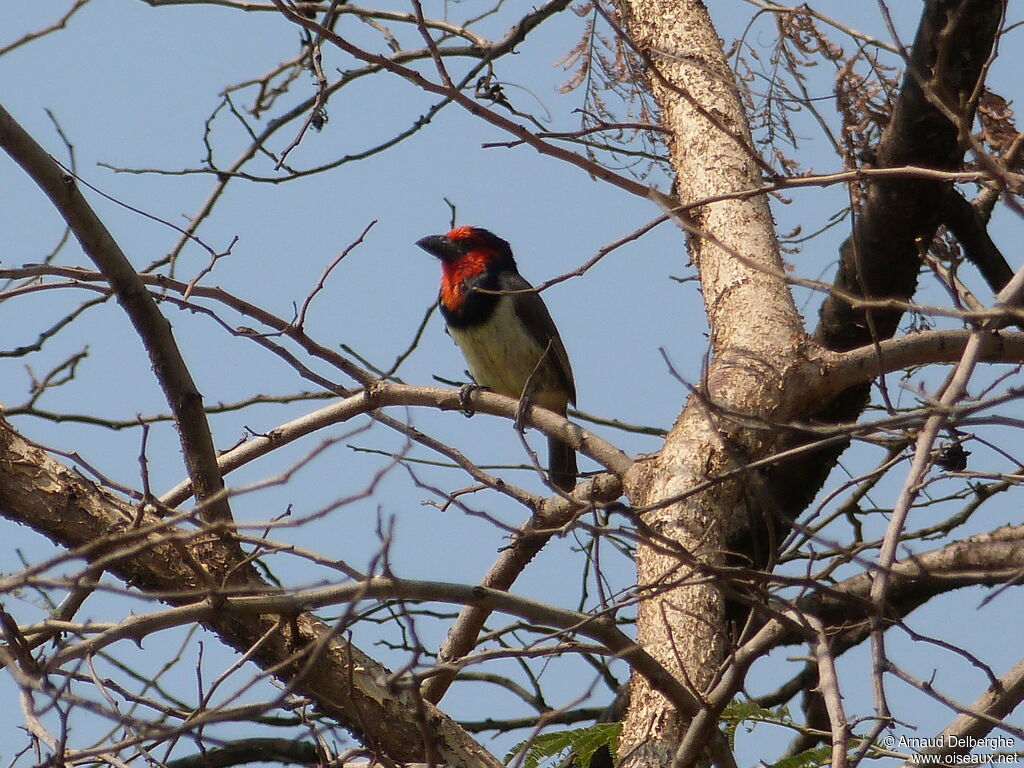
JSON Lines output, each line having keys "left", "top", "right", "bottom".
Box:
{"left": 548, "top": 436, "right": 577, "bottom": 492}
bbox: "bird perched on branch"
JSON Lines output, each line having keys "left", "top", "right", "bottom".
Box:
{"left": 416, "top": 225, "right": 577, "bottom": 491}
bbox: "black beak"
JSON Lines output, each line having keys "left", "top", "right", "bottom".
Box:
{"left": 415, "top": 234, "right": 460, "bottom": 260}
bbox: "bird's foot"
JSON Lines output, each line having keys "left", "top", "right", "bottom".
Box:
{"left": 514, "top": 392, "right": 532, "bottom": 434}
{"left": 459, "top": 383, "right": 481, "bottom": 417}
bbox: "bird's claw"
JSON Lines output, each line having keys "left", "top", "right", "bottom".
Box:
{"left": 514, "top": 393, "right": 531, "bottom": 433}
{"left": 459, "top": 383, "right": 479, "bottom": 417}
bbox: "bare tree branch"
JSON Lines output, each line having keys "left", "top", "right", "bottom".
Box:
{"left": 0, "top": 414, "right": 504, "bottom": 768}
{"left": 0, "top": 103, "right": 234, "bottom": 529}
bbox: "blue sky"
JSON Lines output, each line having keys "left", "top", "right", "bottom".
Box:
{"left": 2, "top": 2, "right": 1023, "bottom": 765}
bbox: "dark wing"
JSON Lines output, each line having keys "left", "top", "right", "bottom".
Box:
{"left": 500, "top": 270, "right": 576, "bottom": 406}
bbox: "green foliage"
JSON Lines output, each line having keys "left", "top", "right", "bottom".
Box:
{"left": 772, "top": 745, "right": 834, "bottom": 768}
{"left": 720, "top": 699, "right": 849, "bottom": 768}
{"left": 505, "top": 723, "right": 621, "bottom": 768}
{"left": 720, "top": 698, "right": 792, "bottom": 748}
{"left": 502, "top": 701, "right": 850, "bottom": 768}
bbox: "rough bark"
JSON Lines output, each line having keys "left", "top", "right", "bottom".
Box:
{"left": 619, "top": 2, "right": 807, "bottom": 765}
{"left": 0, "top": 415, "right": 504, "bottom": 768}
{"left": 616, "top": 1, "right": 1005, "bottom": 765}
{"left": 766, "top": 0, "right": 1005, "bottom": 526}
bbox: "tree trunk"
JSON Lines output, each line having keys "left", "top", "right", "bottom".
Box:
{"left": 619, "top": 1, "right": 806, "bottom": 765}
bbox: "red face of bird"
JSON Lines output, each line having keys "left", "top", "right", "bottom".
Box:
{"left": 416, "top": 226, "right": 516, "bottom": 311}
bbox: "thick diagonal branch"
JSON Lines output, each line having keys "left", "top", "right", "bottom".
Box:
{"left": 0, "top": 103, "right": 232, "bottom": 528}
{"left": 765, "top": 0, "right": 1005, "bottom": 532}
{"left": 0, "top": 415, "right": 504, "bottom": 768}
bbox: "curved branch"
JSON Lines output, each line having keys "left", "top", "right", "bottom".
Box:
{"left": 0, "top": 0, "right": 91, "bottom": 57}
{"left": 684, "top": 525, "right": 1024, "bottom": 753}
{"left": 42, "top": 573, "right": 700, "bottom": 717}
{"left": 792, "top": 524, "right": 1024, "bottom": 646}
{"left": 158, "top": 381, "right": 631, "bottom": 505}
{"left": 164, "top": 738, "right": 319, "bottom": 768}
{"left": 823, "top": 328, "right": 1024, "bottom": 397}
{"left": 0, "top": 265, "right": 631, "bottom": 503}
{"left": 906, "top": 656, "right": 1024, "bottom": 767}
{"left": 0, "top": 414, "right": 503, "bottom": 768}
{"left": 269, "top": 0, "right": 653, "bottom": 199}
{"left": 764, "top": 0, "right": 1006, "bottom": 540}
{"left": 421, "top": 470, "right": 626, "bottom": 705}
{"left": 0, "top": 103, "right": 233, "bottom": 528}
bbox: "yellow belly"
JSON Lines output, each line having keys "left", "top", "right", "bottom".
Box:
{"left": 448, "top": 298, "right": 567, "bottom": 412}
